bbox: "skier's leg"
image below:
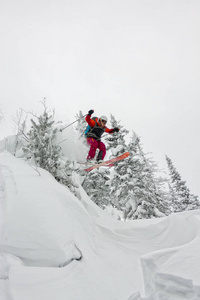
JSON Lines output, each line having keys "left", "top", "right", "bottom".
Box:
{"left": 96, "top": 150, "right": 103, "bottom": 161}
{"left": 97, "top": 141, "right": 106, "bottom": 161}
{"left": 87, "top": 138, "right": 98, "bottom": 160}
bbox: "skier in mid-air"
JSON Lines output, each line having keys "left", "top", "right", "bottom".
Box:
{"left": 85, "top": 109, "right": 119, "bottom": 162}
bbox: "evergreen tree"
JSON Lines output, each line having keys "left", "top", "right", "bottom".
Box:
{"left": 110, "top": 131, "right": 169, "bottom": 220}
{"left": 82, "top": 167, "right": 111, "bottom": 209}
{"left": 23, "top": 101, "right": 61, "bottom": 178}
{"left": 105, "top": 114, "right": 129, "bottom": 154}
{"left": 56, "top": 158, "right": 79, "bottom": 193}
{"left": 133, "top": 135, "right": 171, "bottom": 217}
{"left": 166, "top": 155, "right": 200, "bottom": 212}
{"left": 22, "top": 102, "right": 79, "bottom": 194}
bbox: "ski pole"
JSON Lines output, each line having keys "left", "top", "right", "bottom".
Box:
{"left": 60, "top": 114, "right": 87, "bottom": 132}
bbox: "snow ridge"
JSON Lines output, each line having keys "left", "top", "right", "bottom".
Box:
{"left": 1, "top": 152, "right": 200, "bottom": 300}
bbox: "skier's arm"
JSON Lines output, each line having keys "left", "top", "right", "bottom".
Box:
{"left": 105, "top": 127, "right": 120, "bottom": 134}
{"left": 105, "top": 127, "right": 114, "bottom": 134}
{"left": 85, "top": 114, "right": 96, "bottom": 127}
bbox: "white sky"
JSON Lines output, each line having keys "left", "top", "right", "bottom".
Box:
{"left": 0, "top": 0, "right": 200, "bottom": 197}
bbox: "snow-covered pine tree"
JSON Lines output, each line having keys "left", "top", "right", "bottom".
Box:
{"left": 23, "top": 101, "right": 61, "bottom": 178}
{"left": 56, "top": 158, "right": 79, "bottom": 194}
{"left": 133, "top": 136, "right": 171, "bottom": 218}
{"left": 105, "top": 115, "right": 131, "bottom": 212}
{"left": 166, "top": 155, "right": 200, "bottom": 212}
{"left": 111, "top": 131, "right": 169, "bottom": 220}
{"left": 82, "top": 167, "right": 111, "bottom": 209}
{"left": 105, "top": 114, "right": 129, "bottom": 154}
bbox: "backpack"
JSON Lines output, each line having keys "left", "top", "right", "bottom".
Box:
{"left": 84, "top": 117, "right": 97, "bottom": 137}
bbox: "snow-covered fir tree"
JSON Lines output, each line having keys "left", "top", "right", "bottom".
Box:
{"left": 110, "top": 131, "right": 170, "bottom": 220}
{"left": 166, "top": 155, "right": 200, "bottom": 212}
{"left": 82, "top": 167, "right": 111, "bottom": 209}
{"left": 22, "top": 101, "right": 79, "bottom": 194}
{"left": 105, "top": 114, "right": 129, "bottom": 154}
{"left": 23, "top": 101, "right": 61, "bottom": 178}
{"left": 132, "top": 135, "right": 171, "bottom": 218}
{"left": 56, "top": 158, "right": 79, "bottom": 194}
{"left": 106, "top": 116, "right": 129, "bottom": 209}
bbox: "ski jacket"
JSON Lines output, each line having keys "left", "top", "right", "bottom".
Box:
{"left": 85, "top": 114, "right": 114, "bottom": 140}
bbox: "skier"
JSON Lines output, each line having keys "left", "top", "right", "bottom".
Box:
{"left": 85, "top": 109, "right": 119, "bottom": 162}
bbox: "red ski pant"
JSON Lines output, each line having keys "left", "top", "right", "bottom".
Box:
{"left": 86, "top": 138, "right": 106, "bottom": 160}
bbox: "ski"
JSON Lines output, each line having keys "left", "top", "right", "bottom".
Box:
{"left": 84, "top": 152, "right": 130, "bottom": 172}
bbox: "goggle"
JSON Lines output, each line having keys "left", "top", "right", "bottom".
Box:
{"left": 101, "top": 119, "right": 107, "bottom": 124}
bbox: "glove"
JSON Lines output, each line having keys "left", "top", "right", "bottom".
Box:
{"left": 88, "top": 109, "right": 94, "bottom": 115}
{"left": 113, "top": 127, "right": 120, "bottom": 132}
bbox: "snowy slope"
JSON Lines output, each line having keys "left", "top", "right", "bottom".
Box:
{"left": 0, "top": 152, "right": 200, "bottom": 300}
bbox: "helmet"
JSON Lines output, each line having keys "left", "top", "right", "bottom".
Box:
{"left": 99, "top": 115, "right": 108, "bottom": 122}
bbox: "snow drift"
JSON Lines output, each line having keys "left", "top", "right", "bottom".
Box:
{"left": 0, "top": 152, "right": 200, "bottom": 300}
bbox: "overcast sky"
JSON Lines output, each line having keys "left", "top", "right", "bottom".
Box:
{"left": 0, "top": 0, "right": 200, "bottom": 197}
